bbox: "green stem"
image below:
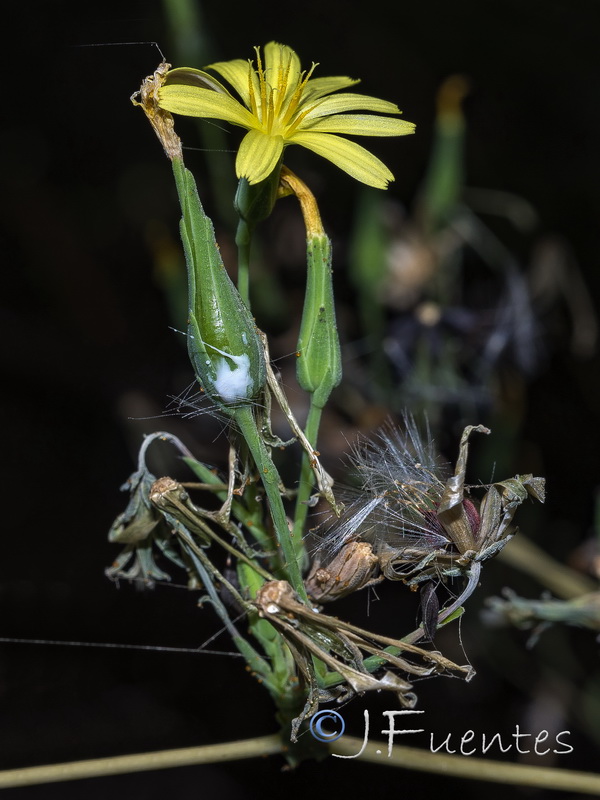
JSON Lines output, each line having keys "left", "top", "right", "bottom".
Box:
{"left": 293, "top": 401, "right": 322, "bottom": 541}
{"left": 235, "top": 218, "right": 252, "bottom": 306}
{"left": 233, "top": 405, "right": 308, "bottom": 602}
{"left": 0, "top": 737, "right": 283, "bottom": 789}
{"left": 5, "top": 735, "right": 600, "bottom": 792}
{"left": 335, "top": 737, "right": 600, "bottom": 794}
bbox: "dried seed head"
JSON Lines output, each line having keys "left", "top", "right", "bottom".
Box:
{"left": 305, "top": 541, "right": 380, "bottom": 602}
{"left": 316, "top": 417, "right": 453, "bottom": 560}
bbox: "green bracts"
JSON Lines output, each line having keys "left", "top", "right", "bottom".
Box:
{"left": 172, "top": 158, "right": 266, "bottom": 410}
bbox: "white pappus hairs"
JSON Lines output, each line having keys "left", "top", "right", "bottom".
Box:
{"left": 317, "top": 415, "right": 453, "bottom": 559}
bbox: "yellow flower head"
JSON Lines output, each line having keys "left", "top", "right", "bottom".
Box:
{"left": 157, "top": 42, "right": 415, "bottom": 189}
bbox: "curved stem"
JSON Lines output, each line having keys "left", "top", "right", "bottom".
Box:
{"left": 137, "top": 431, "right": 194, "bottom": 471}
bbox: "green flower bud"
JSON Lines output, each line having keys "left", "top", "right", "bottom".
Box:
{"left": 296, "top": 232, "right": 342, "bottom": 408}
{"left": 234, "top": 168, "right": 281, "bottom": 232}
{"left": 172, "top": 159, "right": 266, "bottom": 410}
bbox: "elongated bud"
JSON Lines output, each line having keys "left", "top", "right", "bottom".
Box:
{"left": 296, "top": 232, "right": 342, "bottom": 407}
{"left": 172, "top": 158, "right": 266, "bottom": 409}
{"left": 279, "top": 169, "right": 342, "bottom": 408}
{"left": 133, "top": 66, "right": 265, "bottom": 407}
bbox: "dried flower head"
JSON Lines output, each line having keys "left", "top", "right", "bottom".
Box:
{"left": 307, "top": 418, "right": 545, "bottom": 616}
{"left": 317, "top": 418, "right": 456, "bottom": 561}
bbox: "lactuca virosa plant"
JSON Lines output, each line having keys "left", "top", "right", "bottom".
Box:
{"left": 111, "top": 42, "right": 544, "bottom": 763}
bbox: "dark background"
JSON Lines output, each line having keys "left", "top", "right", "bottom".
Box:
{"left": 2, "top": 1, "right": 600, "bottom": 797}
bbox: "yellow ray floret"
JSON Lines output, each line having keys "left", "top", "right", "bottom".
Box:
{"left": 157, "top": 42, "right": 415, "bottom": 189}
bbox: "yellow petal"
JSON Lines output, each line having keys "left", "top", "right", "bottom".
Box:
{"left": 158, "top": 84, "right": 256, "bottom": 128}
{"left": 304, "top": 114, "right": 416, "bottom": 137}
{"left": 236, "top": 129, "right": 285, "bottom": 184}
{"left": 302, "top": 93, "right": 403, "bottom": 121}
{"left": 302, "top": 76, "right": 361, "bottom": 102}
{"left": 205, "top": 58, "right": 256, "bottom": 107}
{"left": 263, "top": 42, "right": 301, "bottom": 105}
{"left": 291, "top": 132, "right": 395, "bottom": 189}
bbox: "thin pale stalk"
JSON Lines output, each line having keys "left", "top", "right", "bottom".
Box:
{"left": 334, "top": 737, "right": 600, "bottom": 794}
{"left": 4, "top": 736, "right": 600, "bottom": 794}
{"left": 499, "top": 535, "right": 597, "bottom": 599}
{"left": 0, "top": 737, "right": 283, "bottom": 789}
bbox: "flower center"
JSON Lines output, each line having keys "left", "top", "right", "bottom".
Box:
{"left": 246, "top": 47, "right": 318, "bottom": 138}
